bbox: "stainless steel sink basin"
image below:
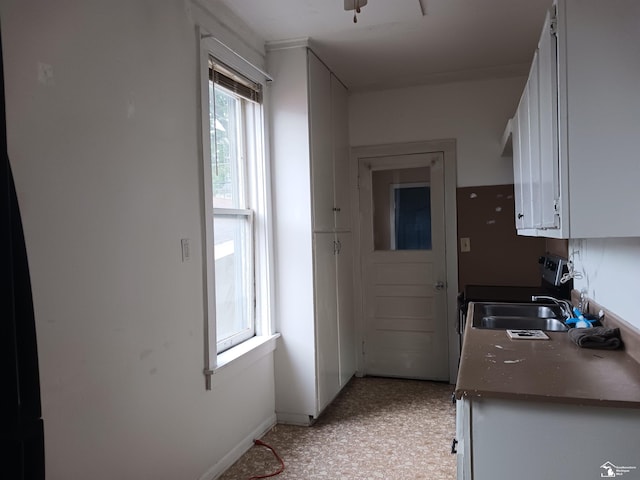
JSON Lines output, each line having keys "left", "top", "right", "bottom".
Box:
{"left": 471, "top": 302, "right": 569, "bottom": 332}
{"left": 478, "top": 316, "right": 568, "bottom": 331}
{"left": 480, "top": 304, "right": 562, "bottom": 318}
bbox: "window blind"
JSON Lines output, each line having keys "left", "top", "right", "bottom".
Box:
{"left": 209, "top": 58, "right": 262, "bottom": 104}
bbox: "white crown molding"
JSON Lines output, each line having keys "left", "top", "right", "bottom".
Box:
{"left": 265, "top": 38, "right": 312, "bottom": 52}
{"left": 351, "top": 62, "right": 531, "bottom": 93}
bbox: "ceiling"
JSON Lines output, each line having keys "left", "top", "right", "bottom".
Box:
{"left": 217, "top": 0, "right": 552, "bottom": 91}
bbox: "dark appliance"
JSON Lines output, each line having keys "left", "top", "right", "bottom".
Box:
{"left": 457, "top": 254, "right": 573, "bottom": 350}
{"left": 1, "top": 27, "right": 46, "bottom": 479}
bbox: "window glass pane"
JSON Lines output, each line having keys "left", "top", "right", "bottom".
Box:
{"left": 214, "top": 215, "right": 253, "bottom": 348}
{"left": 372, "top": 167, "right": 432, "bottom": 251}
{"left": 210, "top": 82, "right": 243, "bottom": 209}
{"left": 394, "top": 186, "right": 432, "bottom": 250}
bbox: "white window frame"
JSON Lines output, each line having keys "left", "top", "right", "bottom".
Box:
{"left": 210, "top": 73, "right": 257, "bottom": 353}
{"left": 198, "top": 29, "right": 277, "bottom": 389}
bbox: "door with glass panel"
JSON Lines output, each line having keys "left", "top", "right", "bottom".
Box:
{"left": 359, "top": 152, "right": 448, "bottom": 380}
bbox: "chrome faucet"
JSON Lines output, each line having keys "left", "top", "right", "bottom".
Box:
{"left": 531, "top": 295, "right": 574, "bottom": 320}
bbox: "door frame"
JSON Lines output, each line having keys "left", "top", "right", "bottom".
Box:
{"left": 350, "top": 139, "right": 459, "bottom": 383}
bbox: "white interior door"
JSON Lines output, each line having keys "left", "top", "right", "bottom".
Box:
{"left": 359, "top": 152, "right": 449, "bottom": 381}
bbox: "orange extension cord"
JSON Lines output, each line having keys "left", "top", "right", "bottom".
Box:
{"left": 247, "top": 439, "right": 285, "bottom": 480}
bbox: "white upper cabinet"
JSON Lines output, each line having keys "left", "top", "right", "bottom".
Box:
{"left": 514, "top": 23, "right": 559, "bottom": 233}
{"left": 511, "top": 0, "right": 640, "bottom": 238}
{"left": 536, "top": 10, "right": 559, "bottom": 230}
{"left": 514, "top": 55, "right": 536, "bottom": 231}
{"left": 309, "top": 52, "right": 351, "bottom": 233}
{"left": 331, "top": 74, "right": 351, "bottom": 232}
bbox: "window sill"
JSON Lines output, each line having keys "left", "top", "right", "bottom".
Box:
{"left": 206, "top": 333, "right": 280, "bottom": 389}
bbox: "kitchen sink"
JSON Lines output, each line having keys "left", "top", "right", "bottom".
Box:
{"left": 478, "top": 316, "right": 568, "bottom": 331}
{"left": 471, "top": 302, "right": 569, "bottom": 332}
{"left": 479, "top": 304, "right": 562, "bottom": 318}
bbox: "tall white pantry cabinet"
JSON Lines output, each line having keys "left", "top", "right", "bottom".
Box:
{"left": 268, "top": 45, "right": 356, "bottom": 425}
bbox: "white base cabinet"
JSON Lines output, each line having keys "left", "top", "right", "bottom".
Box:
{"left": 512, "top": 0, "right": 640, "bottom": 238}
{"left": 454, "top": 398, "right": 471, "bottom": 480}
{"left": 456, "top": 397, "right": 640, "bottom": 480}
{"left": 269, "top": 44, "right": 355, "bottom": 424}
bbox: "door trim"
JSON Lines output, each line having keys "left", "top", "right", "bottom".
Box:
{"left": 350, "top": 139, "right": 459, "bottom": 383}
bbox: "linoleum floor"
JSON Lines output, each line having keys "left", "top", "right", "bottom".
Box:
{"left": 218, "top": 376, "right": 456, "bottom": 480}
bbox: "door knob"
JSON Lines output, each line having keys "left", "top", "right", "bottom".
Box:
{"left": 434, "top": 281, "right": 445, "bottom": 291}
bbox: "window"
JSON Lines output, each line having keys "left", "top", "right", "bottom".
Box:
{"left": 372, "top": 167, "right": 432, "bottom": 251}
{"left": 203, "top": 57, "right": 269, "bottom": 356}
{"left": 392, "top": 184, "right": 432, "bottom": 250}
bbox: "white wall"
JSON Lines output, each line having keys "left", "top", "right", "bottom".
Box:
{"left": 570, "top": 238, "right": 640, "bottom": 330}
{"left": 1, "top": 1, "right": 275, "bottom": 479}
{"left": 348, "top": 76, "right": 526, "bottom": 187}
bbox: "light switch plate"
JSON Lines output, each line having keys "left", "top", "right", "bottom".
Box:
{"left": 37, "top": 62, "right": 54, "bottom": 85}
{"left": 181, "top": 238, "right": 191, "bottom": 262}
{"left": 460, "top": 237, "right": 471, "bottom": 253}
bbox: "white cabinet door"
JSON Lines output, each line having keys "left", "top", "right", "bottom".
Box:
{"left": 527, "top": 52, "right": 542, "bottom": 229}
{"left": 331, "top": 74, "right": 351, "bottom": 232}
{"left": 455, "top": 398, "right": 471, "bottom": 480}
{"left": 336, "top": 232, "right": 355, "bottom": 387}
{"left": 536, "top": 8, "right": 560, "bottom": 229}
{"left": 512, "top": 114, "right": 526, "bottom": 229}
{"left": 315, "top": 232, "right": 355, "bottom": 407}
{"left": 471, "top": 398, "right": 640, "bottom": 480}
{"left": 513, "top": 5, "right": 561, "bottom": 235}
{"left": 314, "top": 232, "right": 340, "bottom": 413}
{"left": 514, "top": 82, "right": 533, "bottom": 229}
{"left": 515, "top": 50, "right": 547, "bottom": 232}
{"left": 308, "top": 52, "right": 334, "bottom": 232}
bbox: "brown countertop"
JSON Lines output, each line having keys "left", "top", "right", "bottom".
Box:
{"left": 455, "top": 302, "right": 640, "bottom": 408}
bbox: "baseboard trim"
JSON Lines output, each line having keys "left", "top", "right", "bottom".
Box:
{"left": 199, "top": 414, "right": 277, "bottom": 480}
